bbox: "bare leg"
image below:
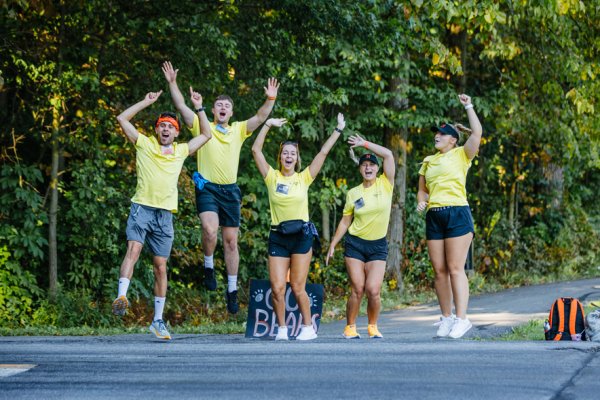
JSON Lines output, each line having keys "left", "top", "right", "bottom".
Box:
{"left": 119, "top": 241, "right": 143, "bottom": 279}
{"left": 289, "top": 250, "right": 313, "bottom": 325}
{"left": 200, "top": 211, "right": 219, "bottom": 258}
{"left": 269, "top": 256, "right": 290, "bottom": 327}
{"left": 345, "top": 257, "right": 366, "bottom": 326}
{"left": 364, "top": 260, "right": 386, "bottom": 325}
{"left": 428, "top": 239, "right": 453, "bottom": 316}
{"left": 152, "top": 256, "right": 168, "bottom": 297}
{"left": 444, "top": 233, "right": 473, "bottom": 319}
{"left": 222, "top": 226, "right": 240, "bottom": 278}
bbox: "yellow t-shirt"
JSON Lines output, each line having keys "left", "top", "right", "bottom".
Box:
{"left": 190, "top": 115, "right": 250, "bottom": 184}
{"left": 265, "top": 166, "right": 314, "bottom": 225}
{"left": 343, "top": 174, "right": 394, "bottom": 240}
{"left": 130, "top": 134, "right": 189, "bottom": 213}
{"left": 418, "top": 146, "right": 472, "bottom": 209}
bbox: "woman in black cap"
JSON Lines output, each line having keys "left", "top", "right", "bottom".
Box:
{"left": 417, "top": 94, "right": 482, "bottom": 339}
{"left": 326, "top": 135, "right": 395, "bottom": 339}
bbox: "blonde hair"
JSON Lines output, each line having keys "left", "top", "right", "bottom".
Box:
{"left": 450, "top": 123, "right": 472, "bottom": 145}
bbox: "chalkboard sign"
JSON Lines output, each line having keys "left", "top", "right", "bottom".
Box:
{"left": 245, "top": 279, "right": 324, "bottom": 339}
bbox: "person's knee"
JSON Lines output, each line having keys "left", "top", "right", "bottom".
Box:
{"left": 365, "top": 286, "right": 381, "bottom": 300}
{"left": 290, "top": 282, "right": 306, "bottom": 297}
{"left": 271, "top": 284, "right": 286, "bottom": 300}
{"left": 202, "top": 225, "right": 218, "bottom": 244}
{"left": 223, "top": 236, "right": 238, "bottom": 253}
{"left": 351, "top": 285, "right": 365, "bottom": 299}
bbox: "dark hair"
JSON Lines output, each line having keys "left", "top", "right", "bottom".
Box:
{"left": 214, "top": 95, "right": 234, "bottom": 108}
{"left": 277, "top": 141, "right": 301, "bottom": 173}
{"left": 155, "top": 111, "right": 179, "bottom": 126}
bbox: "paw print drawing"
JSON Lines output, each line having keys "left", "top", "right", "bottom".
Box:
{"left": 252, "top": 289, "right": 265, "bottom": 303}
{"left": 307, "top": 292, "right": 318, "bottom": 308}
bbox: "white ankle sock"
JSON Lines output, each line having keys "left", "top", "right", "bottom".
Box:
{"left": 227, "top": 275, "right": 237, "bottom": 292}
{"left": 154, "top": 296, "right": 166, "bottom": 321}
{"left": 117, "top": 278, "right": 130, "bottom": 298}
{"left": 204, "top": 255, "right": 214, "bottom": 269}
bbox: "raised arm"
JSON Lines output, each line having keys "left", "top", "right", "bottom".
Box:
{"left": 251, "top": 118, "right": 287, "bottom": 178}
{"left": 116, "top": 91, "right": 162, "bottom": 145}
{"left": 162, "top": 61, "right": 196, "bottom": 128}
{"left": 246, "top": 78, "right": 280, "bottom": 133}
{"left": 308, "top": 113, "right": 345, "bottom": 179}
{"left": 459, "top": 94, "right": 483, "bottom": 160}
{"left": 416, "top": 175, "right": 429, "bottom": 212}
{"left": 189, "top": 87, "right": 212, "bottom": 140}
{"left": 348, "top": 134, "right": 395, "bottom": 186}
{"left": 326, "top": 214, "right": 353, "bottom": 266}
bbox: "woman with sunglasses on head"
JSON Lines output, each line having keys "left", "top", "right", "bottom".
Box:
{"left": 326, "top": 136, "right": 395, "bottom": 339}
{"left": 417, "top": 94, "right": 483, "bottom": 339}
{"left": 252, "top": 114, "right": 345, "bottom": 341}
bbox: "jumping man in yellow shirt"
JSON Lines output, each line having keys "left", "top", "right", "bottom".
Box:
{"left": 111, "top": 89, "right": 211, "bottom": 340}
{"left": 163, "top": 61, "right": 279, "bottom": 314}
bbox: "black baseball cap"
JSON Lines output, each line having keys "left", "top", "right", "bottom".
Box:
{"left": 431, "top": 123, "right": 459, "bottom": 139}
{"left": 359, "top": 153, "right": 379, "bottom": 166}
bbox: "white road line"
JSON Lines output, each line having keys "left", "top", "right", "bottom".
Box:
{"left": 0, "top": 364, "right": 36, "bottom": 378}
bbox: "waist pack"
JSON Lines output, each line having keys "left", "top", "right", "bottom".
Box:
{"left": 273, "top": 219, "right": 305, "bottom": 235}
{"left": 544, "top": 297, "right": 587, "bottom": 341}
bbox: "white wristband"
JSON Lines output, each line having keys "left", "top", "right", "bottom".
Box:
{"left": 465, "top": 104, "right": 474, "bottom": 110}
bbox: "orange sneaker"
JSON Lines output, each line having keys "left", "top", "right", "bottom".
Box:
{"left": 112, "top": 295, "right": 129, "bottom": 316}
{"left": 343, "top": 324, "right": 361, "bottom": 339}
{"left": 368, "top": 324, "right": 383, "bottom": 339}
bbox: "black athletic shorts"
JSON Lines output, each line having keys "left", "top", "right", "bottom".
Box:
{"left": 268, "top": 229, "right": 313, "bottom": 257}
{"left": 343, "top": 233, "right": 388, "bottom": 263}
{"left": 196, "top": 182, "right": 242, "bottom": 227}
{"left": 425, "top": 205, "right": 474, "bottom": 240}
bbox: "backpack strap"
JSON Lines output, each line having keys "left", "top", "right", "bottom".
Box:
{"left": 568, "top": 299, "right": 578, "bottom": 336}
{"left": 555, "top": 298, "right": 565, "bottom": 341}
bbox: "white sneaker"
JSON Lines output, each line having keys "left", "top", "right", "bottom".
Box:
{"left": 275, "top": 326, "right": 289, "bottom": 341}
{"left": 436, "top": 314, "right": 456, "bottom": 337}
{"left": 448, "top": 318, "right": 472, "bottom": 339}
{"left": 296, "top": 325, "right": 317, "bottom": 341}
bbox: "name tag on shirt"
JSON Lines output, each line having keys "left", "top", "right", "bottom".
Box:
{"left": 215, "top": 124, "right": 228, "bottom": 134}
{"left": 354, "top": 197, "right": 365, "bottom": 209}
{"left": 276, "top": 183, "right": 290, "bottom": 195}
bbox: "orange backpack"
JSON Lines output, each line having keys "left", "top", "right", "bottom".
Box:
{"left": 544, "top": 297, "right": 587, "bottom": 341}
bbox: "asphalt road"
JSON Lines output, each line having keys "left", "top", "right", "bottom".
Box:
{"left": 1, "top": 278, "right": 599, "bottom": 400}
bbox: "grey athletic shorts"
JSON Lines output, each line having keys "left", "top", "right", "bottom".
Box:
{"left": 125, "top": 203, "right": 174, "bottom": 258}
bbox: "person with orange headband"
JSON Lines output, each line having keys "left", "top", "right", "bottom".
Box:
{"left": 111, "top": 89, "right": 212, "bottom": 340}
{"left": 163, "top": 61, "right": 279, "bottom": 314}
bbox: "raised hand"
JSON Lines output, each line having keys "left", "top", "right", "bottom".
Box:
{"left": 347, "top": 133, "right": 366, "bottom": 148}
{"left": 189, "top": 87, "right": 203, "bottom": 109}
{"left": 336, "top": 113, "right": 346, "bottom": 131}
{"left": 162, "top": 61, "right": 178, "bottom": 83}
{"left": 264, "top": 77, "right": 280, "bottom": 99}
{"left": 266, "top": 118, "right": 287, "bottom": 128}
{"left": 145, "top": 90, "right": 163, "bottom": 104}
{"left": 458, "top": 93, "right": 472, "bottom": 106}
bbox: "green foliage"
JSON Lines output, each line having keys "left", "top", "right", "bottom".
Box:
{"left": 0, "top": 0, "right": 598, "bottom": 329}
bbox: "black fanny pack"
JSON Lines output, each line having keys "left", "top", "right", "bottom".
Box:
{"left": 272, "top": 219, "right": 305, "bottom": 235}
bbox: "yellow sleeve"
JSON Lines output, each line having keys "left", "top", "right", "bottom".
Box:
{"left": 342, "top": 191, "right": 354, "bottom": 216}
{"left": 238, "top": 120, "right": 250, "bottom": 139}
{"left": 190, "top": 114, "right": 200, "bottom": 137}
{"left": 418, "top": 156, "right": 431, "bottom": 176}
{"left": 300, "top": 167, "right": 314, "bottom": 186}
{"left": 265, "top": 166, "right": 276, "bottom": 185}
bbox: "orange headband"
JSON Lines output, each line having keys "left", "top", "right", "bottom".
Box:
{"left": 155, "top": 116, "right": 180, "bottom": 131}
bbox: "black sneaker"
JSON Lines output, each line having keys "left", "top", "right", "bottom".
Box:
{"left": 225, "top": 290, "right": 239, "bottom": 314}
{"left": 203, "top": 268, "right": 217, "bottom": 291}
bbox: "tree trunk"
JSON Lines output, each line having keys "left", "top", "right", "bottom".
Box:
{"left": 385, "top": 72, "right": 409, "bottom": 292}
{"left": 49, "top": 95, "right": 60, "bottom": 301}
